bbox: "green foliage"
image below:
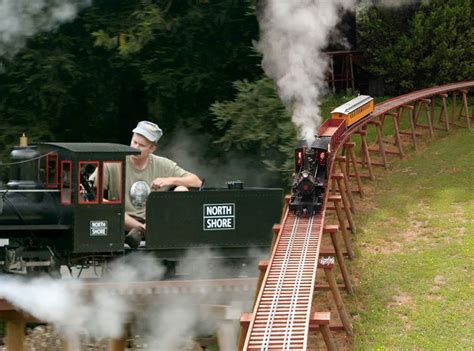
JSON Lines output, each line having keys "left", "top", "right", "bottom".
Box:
{"left": 0, "top": 0, "right": 261, "bottom": 168}
{"left": 212, "top": 76, "right": 296, "bottom": 180}
{"left": 358, "top": 0, "right": 474, "bottom": 93}
{"left": 211, "top": 76, "right": 358, "bottom": 183}
{"left": 92, "top": 0, "right": 261, "bottom": 138}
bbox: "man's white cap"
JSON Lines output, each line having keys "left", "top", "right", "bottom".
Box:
{"left": 132, "top": 121, "right": 163, "bottom": 144}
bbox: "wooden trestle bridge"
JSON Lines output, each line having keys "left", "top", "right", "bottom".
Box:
{"left": 239, "top": 81, "right": 473, "bottom": 350}
{"left": 0, "top": 81, "right": 473, "bottom": 351}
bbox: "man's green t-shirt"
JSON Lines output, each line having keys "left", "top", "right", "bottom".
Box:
{"left": 104, "top": 155, "right": 191, "bottom": 221}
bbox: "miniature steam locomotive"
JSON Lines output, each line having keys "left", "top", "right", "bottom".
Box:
{"left": 289, "top": 95, "right": 374, "bottom": 216}
{"left": 0, "top": 137, "right": 283, "bottom": 276}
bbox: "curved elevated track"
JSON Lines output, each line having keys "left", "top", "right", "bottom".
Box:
{"left": 241, "top": 81, "right": 473, "bottom": 350}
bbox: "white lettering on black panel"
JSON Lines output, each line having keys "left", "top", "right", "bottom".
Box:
{"left": 90, "top": 220, "right": 108, "bottom": 236}
{"left": 203, "top": 203, "right": 235, "bottom": 231}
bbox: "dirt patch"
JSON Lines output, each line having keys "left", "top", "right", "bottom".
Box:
{"left": 387, "top": 292, "right": 414, "bottom": 308}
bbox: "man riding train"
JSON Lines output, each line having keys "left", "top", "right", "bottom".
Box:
{"left": 100, "top": 121, "right": 202, "bottom": 248}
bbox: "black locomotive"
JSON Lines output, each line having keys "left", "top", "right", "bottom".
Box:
{"left": 289, "top": 137, "right": 330, "bottom": 216}
{"left": 0, "top": 138, "right": 283, "bottom": 276}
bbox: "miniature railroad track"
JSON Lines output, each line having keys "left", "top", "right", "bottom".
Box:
{"left": 245, "top": 212, "right": 324, "bottom": 350}
{"left": 241, "top": 81, "right": 473, "bottom": 350}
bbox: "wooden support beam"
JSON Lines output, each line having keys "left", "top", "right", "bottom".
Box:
{"left": 319, "top": 258, "right": 353, "bottom": 336}
{"left": 437, "top": 93, "right": 450, "bottom": 131}
{"left": 356, "top": 129, "right": 375, "bottom": 180}
{"left": 371, "top": 119, "right": 389, "bottom": 168}
{"left": 238, "top": 312, "right": 252, "bottom": 351}
{"left": 331, "top": 173, "right": 356, "bottom": 233}
{"left": 414, "top": 99, "right": 434, "bottom": 139}
{"left": 457, "top": 89, "right": 472, "bottom": 129}
{"left": 323, "top": 225, "right": 353, "bottom": 294}
{"left": 328, "top": 195, "right": 354, "bottom": 259}
{"left": 5, "top": 320, "right": 25, "bottom": 351}
{"left": 109, "top": 324, "right": 130, "bottom": 351}
{"left": 310, "top": 312, "right": 338, "bottom": 351}
{"left": 336, "top": 156, "right": 355, "bottom": 213}
{"left": 389, "top": 111, "right": 405, "bottom": 158}
{"left": 344, "top": 142, "right": 364, "bottom": 197}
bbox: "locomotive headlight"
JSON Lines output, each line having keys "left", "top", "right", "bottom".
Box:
{"left": 298, "top": 176, "right": 315, "bottom": 196}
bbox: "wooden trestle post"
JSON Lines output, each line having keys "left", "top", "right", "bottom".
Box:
{"left": 368, "top": 119, "right": 389, "bottom": 169}
{"left": 328, "top": 195, "right": 355, "bottom": 259}
{"left": 323, "top": 225, "right": 353, "bottom": 294}
{"left": 344, "top": 142, "right": 364, "bottom": 197}
{"left": 456, "top": 89, "right": 471, "bottom": 129}
{"left": 414, "top": 98, "right": 434, "bottom": 139}
{"left": 108, "top": 324, "right": 129, "bottom": 351}
{"left": 238, "top": 312, "right": 252, "bottom": 351}
{"left": 62, "top": 335, "right": 80, "bottom": 351}
{"left": 331, "top": 173, "right": 356, "bottom": 233}
{"left": 436, "top": 93, "right": 450, "bottom": 131}
{"left": 5, "top": 320, "right": 25, "bottom": 351}
{"left": 318, "top": 257, "right": 353, "bottom": 336}
{"left": 336, "top": 156, "right": 355, "bottom": 213}
{"left": 254, "top": 259, "right": 269, "bottom": 307}
{"left": 385, "top": 111, "right": 405, "bottom": 158}
{"left": 310, "top": 312, "right": 338, "bottom": 351}
{"left": 401, "top": 104, "right": 418, "bottom": 151}
{"left": 356, "top": 128, "right": 375, "bottom": 180}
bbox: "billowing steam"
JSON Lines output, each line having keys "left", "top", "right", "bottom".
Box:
{"left": 0, "top": 0, "right": 91, "bottom": 58}
{"left": 0, "top": 250, "right": 259, "bottom": 350}
{"left": 0, "top": 254, "right": 163, "bottom": 339}
{"left": 256, "top": 0, "right": 356, "bottom": 144}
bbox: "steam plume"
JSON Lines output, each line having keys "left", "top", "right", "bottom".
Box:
{"left": 256, "top": 0, "right": 356, "bottom": 144}
{"left": 0, "top": 254, "right": 164, "bottom": 341}
{"left": 0, "top": 0, "right": 91, "bottom": 58}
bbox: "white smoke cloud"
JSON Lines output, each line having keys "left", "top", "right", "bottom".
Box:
{"left": 256, "top": 0, "right": 357, "bottom": 144}
{"left": 0, "top": 250, "right": 260, "bottom": 349}
{"left": 137, "top": 248, "right": 262, "bottom": 350}
{"left": 0, "top": 0, "right": 92, "bottom": 58}
{"left": 0, "top": 254, "right": 164, "bottom": 342}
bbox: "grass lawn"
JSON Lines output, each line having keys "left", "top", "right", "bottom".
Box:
{"left": 348, "top": 127, "right": 473, "bottom": 350}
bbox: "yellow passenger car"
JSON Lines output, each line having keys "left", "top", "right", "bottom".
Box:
{"left": 330, "top": 95, "right": 374, "bottom": 127}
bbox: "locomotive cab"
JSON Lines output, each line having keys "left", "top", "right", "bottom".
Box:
{"left": 0, "top": 142, "right": 139, "bottom": 274}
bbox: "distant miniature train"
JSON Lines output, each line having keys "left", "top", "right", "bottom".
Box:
{"left": 289, "top": 95, "right": 374, "bottom": 216}
{"left": 0, "top": 137, "right": 283, "bottom": 276}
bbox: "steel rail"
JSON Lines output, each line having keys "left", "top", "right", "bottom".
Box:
{"left": 243, "top": 81, "right": 473, "bottom": 350}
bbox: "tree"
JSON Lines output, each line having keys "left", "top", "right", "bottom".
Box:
{"left": 358, "top": 0, "right": 474, "bottom": 93}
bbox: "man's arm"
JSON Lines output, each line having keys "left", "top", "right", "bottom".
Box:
{"left": 124, "top": 213, "right": 146, "bottom": 233}
{"left": 151, "top": 173, "right": 202, "bottom": 190}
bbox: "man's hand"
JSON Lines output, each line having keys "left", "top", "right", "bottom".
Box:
{"left": 151, "top": 177, "right": 175, "bottom": 190}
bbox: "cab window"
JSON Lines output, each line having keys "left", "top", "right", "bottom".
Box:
{"left": 102, "top": 161, "right": 122, "bottom": 204}
{"left": 78, "top": 161, "right": 99, "bottom": 204}
{"left": 46, "top": 153, "right": 58, "bottom": 188}
{"left": 60, "top": 161, "right": 72, "bottom": 204}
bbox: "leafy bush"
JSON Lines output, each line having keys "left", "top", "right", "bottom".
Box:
{"left": 358, "top": 0, "right": 474, "bottom": 94}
